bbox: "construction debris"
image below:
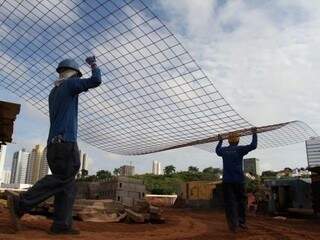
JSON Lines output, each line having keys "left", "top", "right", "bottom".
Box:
{"left": 125, "top": 209, "right": 146, "bottom": 223}
{"left": 0, "top": 101, "right": 21, "bottom": 145}
{"left": 33, "top": 198, "right": 165, "bottom": 224}
{"left": 78, "top": 212, "right": 127, "bottom": 223}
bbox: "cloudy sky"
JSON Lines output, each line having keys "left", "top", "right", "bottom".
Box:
{"left": 1, "top": 0, "right": 319, "bottom": 174}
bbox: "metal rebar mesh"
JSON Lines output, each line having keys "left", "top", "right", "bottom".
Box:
{"left": 197, "top": 121, "right": 317, "bottom": 153}
{"left": 0, "top": 0, "right": 317, "bottom": 155}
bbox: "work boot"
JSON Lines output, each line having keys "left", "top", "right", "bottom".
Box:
{"left": 229, "top": 226, "right": 238, "bottom": 234}
{"left": 239, "top": 223, "right": 248, "bottom": 230}
{"left": 5, "top": 190, "right": 24, "bottom": 232}
{"left": 49, "top": 226, "right": 80, "bottom": 235}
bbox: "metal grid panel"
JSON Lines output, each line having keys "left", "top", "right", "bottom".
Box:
{"left": 197, "top": 121, "right": 317, "bottom": 153}
{"left": 0, "top": 0, "right": 317, "bottom": 155}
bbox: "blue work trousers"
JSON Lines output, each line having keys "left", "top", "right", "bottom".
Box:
{"left": 20, "top": 142, "right": 80, "bottom": 230}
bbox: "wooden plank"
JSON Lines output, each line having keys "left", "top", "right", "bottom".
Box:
{"left": 0, "top": 101, "right": 21, "bottom": 144}
{"left": 150, "top": 122, "right": 291, "bottom": 153}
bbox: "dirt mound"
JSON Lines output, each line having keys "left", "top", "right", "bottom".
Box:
{"left": 0, "top": 206, "right": 320, "bottom": 240}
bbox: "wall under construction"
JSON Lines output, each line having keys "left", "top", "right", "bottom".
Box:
{"left": 77, "top": 177, "right": 146, "bottom": 207}
{"left": 180, "top": 181, "right": 223, "bottom": 209}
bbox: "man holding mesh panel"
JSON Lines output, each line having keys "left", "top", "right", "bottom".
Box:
{"left": 215, "top": 128, "right": 258, "bottom": 233}
{"left": 6, "top": 56, "right": 101, "bottom": 235}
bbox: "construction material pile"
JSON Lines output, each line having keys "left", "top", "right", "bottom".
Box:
{"left": 35, "top": 199, "right": 165, "bottom": 224}
{"left": 0, "top": 101, "right": 20, "bottom": 145}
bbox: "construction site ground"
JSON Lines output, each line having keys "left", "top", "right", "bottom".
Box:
{"left": 1, "top": 205, "right": 320, "bottom": 240}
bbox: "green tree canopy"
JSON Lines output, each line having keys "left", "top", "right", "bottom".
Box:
{"left": 81, "top": 169, "right": 88, "bottom": 176}
{"left": 202, "top": 167, "right": 222, "bottom": 175}
{"left": 164, "top": 165, "right": 176, "bottom": 175}
{"left": 96, "top": 170, "right": 112, "bottom": 180}
{"left": 113, "top": 168, "right": 121, "bottom": 176}
{"left": 188, "top": 166, "right": 199, "bottom": 172}
{"left": 261, "top": 170, "right": 277, "bottom": 178}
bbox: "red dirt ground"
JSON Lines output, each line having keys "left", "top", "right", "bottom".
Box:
{"left": 0, "top": 205, "right": 319, "bottom": 240}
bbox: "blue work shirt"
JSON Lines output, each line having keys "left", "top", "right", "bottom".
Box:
{"left": 47, "top": 67, "right": 101, "bottom": 144}
{"left": 215, "top": 133, "right": 258, "bottom": 183}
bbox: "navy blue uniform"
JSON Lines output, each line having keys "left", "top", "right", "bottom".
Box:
{"left": 19, "top": 68, "right": 101, "bottom": 231}
{"left": 48, "top": 67, "right": 101, "bottom": 143}
{"left": 215, "top": 133, "right": 257, "bottom": 231}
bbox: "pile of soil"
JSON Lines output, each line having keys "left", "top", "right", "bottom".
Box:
{"left": 0, "top": 205, "right": 319, "bottom": 240}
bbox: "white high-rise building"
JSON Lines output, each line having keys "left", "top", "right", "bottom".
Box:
{"left": 10, "top": 149, "right": 30, "bottom": 184}
{"left": 39, "top": 147, "right": 49, "bottom": 179}
{"left": 306, "top": 137, "right": 320, "bottom": 168}
{"left": 0, "top": 145, "right": 7, "bottom": 183}
{"left": 26, "top": 144, "right": 45, "bottom": 184}
{"left": 3, "top": 170, "right": 11, "bottom": 184}
{"left": 79, "top": 150, "right": 90, "bottom": 174}
{"left": 152, "top": 161, "right": 162, "bottom": 175}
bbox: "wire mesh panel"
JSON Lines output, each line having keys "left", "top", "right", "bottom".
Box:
{"left": 197, "top": 121, "right": 317, "bottom": 153}
{"left": 0, "top": 0, "right": 317, "bottom": 155}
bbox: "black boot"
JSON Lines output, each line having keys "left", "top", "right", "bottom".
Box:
{"left": 6, "top": 190, "right": 24, "bottom": 232}
{"left": 49, "top": 226, "right": 80, "bottom": 235}
{"left": 239, "top": 223, "right": 248, "bottom": 230}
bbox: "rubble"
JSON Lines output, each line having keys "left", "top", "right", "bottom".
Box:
{"left": 34, "top": 198, "right": 165, "bottom": 224}
{"left": 0, "top": 101, "right": 20, "bottom": 145}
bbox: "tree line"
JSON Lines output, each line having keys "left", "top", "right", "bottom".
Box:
{"left": 76, "top": 165, "right": 223, "bottom": 194}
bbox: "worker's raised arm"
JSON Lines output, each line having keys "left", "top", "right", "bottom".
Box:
{"left": 239, "top": 128, "right": 258, "bottom": 155}
{"left": 68, "top": 56, "right": 102, "bottom": 95}
{"left": 215, "top": 134, "right": 223, "bottom": 156}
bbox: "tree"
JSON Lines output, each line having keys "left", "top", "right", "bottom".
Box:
{"left": 188, "top": 166, "right": 199, "bottom": 172}
{"left": 164, "top": 165, "right": 176, "bottom": 175}
{"left": 202, "top": 167, "right": 222, "bottom": 181}
{"left": 76, "top": 169, "right": 89, "bottom": 180}
{"left": 261, "top": 170, "right": 277, "bottom": 177}
{"left": 246, "top": 178, "right": 260, "bottom": 193}
{"left": 85, "top": 175, "right": 97, "bottom": 182}
{"left": 81, "top": 169, "right": 89, "bottom": 177}
{"left": 96, "top": 170, "right": 112, "bottom": 181}
{"left": 203, "top": 167, "right": 222, "bottom": 175}
{"left": 113, "top": 168, "right": 121, "bottom": 176}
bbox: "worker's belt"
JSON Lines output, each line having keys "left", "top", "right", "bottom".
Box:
{"left": 50, "top": 135, "right": 65, "bottom": 144}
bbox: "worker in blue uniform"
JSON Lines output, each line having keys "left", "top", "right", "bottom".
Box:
{"left": 215, "top": 128, "right": 257, "bottom": 233}
{"left": 7, "top": 56, "right": 101, "bottom": 235}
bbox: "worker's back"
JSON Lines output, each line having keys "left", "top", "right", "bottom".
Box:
{"left": 48, "top": 67, "right": 101, "bottom": 144}
{"left": 48, "top": 79, "right": 79, "bottom": 144}
{"left": 216, "top": 133, "right": 257, "bottom": 183}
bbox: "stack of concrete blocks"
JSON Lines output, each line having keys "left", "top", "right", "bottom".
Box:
{"left": 76, "top": 177, "right": 146, "bottom": 207}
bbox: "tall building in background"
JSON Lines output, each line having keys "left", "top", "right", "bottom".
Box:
{"left": 10, "top": 152, "right": 19, "bottom": 184}
{"left": 10, "top": 148, "right": 30, "bottom": 184}
{"left": 244, "top": 158, "right": 260, "bottom": 175}
{"left": 3, "top": 170, "right": 11, "bottom": 184}
{"left": 0, "top": 145, "right": 7, "bottom": 183}
{"left": 26, "top": 144, "right": 44, "bottom": 184}
{"left": 119, "top": 165, "right": 135, "bottom": 176}
{"left": 306, "top": 137, "right": 320, "bottom": 168}
{"left": 79, "top": 150, "right": 90, "bottom": 174}
{"left": 152, "top": 161, "right": 162, "bottom": 175}
{"left": 38, "top": 147, "right": 49, "bottom": 179}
